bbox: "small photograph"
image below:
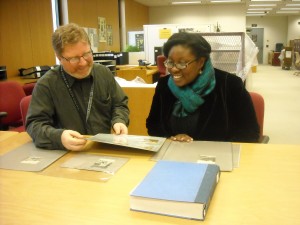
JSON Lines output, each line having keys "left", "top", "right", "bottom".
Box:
{"left": 98, "top": 17, "right": 107, "bottom": 42}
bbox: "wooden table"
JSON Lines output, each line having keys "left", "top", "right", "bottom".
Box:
{"left": 0, "top": 131, "right": 19, "bottom": 142}
{"left": 1, "top": 132, "right": 300, "bottom": 225}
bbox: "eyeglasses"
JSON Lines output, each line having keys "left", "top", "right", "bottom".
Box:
{"left": 61, "top": 50, "right": 93, "bottom": 64}
{"left": 164, "top": 58, "right": 198, "bottom": 70}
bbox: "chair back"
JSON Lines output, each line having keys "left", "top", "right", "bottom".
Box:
{"left": 249, "top": 92, "right": 269, "bottom": 143}
{"left": 157, "top": 55, "right": 167, "bottom": 77}
{"left": 20, "top": 95, "right": 32, "bottom": 126}
{"left": 0, "top": 81, "right": 26, "bottom": 126}
{"left": 23, "top": 82, "right": 36, "bottom": 95}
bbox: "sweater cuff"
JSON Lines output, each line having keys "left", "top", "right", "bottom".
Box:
{"left": 50, "top": 129, "right": 66, "bottom": 150}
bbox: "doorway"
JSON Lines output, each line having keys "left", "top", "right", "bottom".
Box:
{"left": 248, "top": 28, "right": 264, "bottom": 64}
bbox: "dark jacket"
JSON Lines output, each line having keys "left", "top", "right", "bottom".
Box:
{"left": 26, "top": 64, "right": 129, "bottom": 149}
{"left": 146, "top": 69, "right": 260, "bottom": 143}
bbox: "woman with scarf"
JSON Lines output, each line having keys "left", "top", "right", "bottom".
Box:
{"left": 146, "top": 32, "right": 259, "bottom": 143}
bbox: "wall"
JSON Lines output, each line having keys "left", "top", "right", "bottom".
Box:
{"left": 149, "top": 4, "right": 246, "bottom": 32}
{"left": 287, "top": 16, "right": 300, "bottom": 42}
{"left": 68, "top": 0, "right": 120, "bottom": 52}
{"left": 125, "top": 0, "right": 149, "bottom": 33}
{"left": 0, "top": 0, "right": 55, "bottom": 78}
{"left": 246, "top": 16, "right": 288, "bottom": 64}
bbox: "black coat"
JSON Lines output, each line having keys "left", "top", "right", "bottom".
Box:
{"left": 146, "top": 69, "right": 260, "bottom": 143}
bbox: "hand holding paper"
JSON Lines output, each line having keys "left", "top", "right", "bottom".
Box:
{"left": 61, "top": 130, "right": 87, "bottom": 151}
{"left": 113, "top": 123, "right": 128, "bottom": 135}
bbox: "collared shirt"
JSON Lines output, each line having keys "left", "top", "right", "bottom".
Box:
{"left": 26, "top": 63, "right": 129, "bottom": 150}
{"left": 64, "top": 72, "right": 93, "bottom": 125}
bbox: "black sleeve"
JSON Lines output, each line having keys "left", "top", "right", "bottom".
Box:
{"left": 146, "top": 78, "right": 170, "bottom": 137}
{"left": 226, "top": 75, "right": 260, "bottom": 143}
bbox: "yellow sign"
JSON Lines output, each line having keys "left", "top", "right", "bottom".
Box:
{"left": 159, "top": 29, "right": 172, "bottom": 39}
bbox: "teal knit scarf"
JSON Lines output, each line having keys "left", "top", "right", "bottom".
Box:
{"left": 168, "top": 58, "right": 216, "bottom": 117}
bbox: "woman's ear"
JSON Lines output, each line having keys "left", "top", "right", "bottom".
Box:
{"left": 197, "top": 57, "right": 206, "bottom": 69}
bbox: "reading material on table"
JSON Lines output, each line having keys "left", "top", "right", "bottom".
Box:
{"left": 152, "top": 140, "right": 235, "bottom": 171}
{"left": 0, "top": 142, "right": 67, "bottom": 172}
{"left": 86, "top": 133, "right": 166, "bottom": 152}
{"left": 130, "top": 160, "right": 220, "bottom": 221}
{"left": 61, "top": 153, "right": 129, "bottom": 174}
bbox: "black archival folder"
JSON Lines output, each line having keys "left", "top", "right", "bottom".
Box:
{"left": 19, "top": 65, "right": 52, "bottom": 78}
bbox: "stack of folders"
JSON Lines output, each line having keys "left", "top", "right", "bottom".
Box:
{"left": 130, "top": 160, "right": 220, "bottom": 221}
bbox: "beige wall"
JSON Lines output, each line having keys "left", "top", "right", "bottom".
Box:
{"left": 125, "top": 0, "right": 149, "bottom": 33}
{"left": 0, "top": 0, "right": 55, "bottom": 78}
{"left": 0, "top": 0, "right": 149, "bottom": 78}
{"left": 68, "top": 0, "right": 120, "bottom": 52}
{"left": 287, "top": 16, "right": 300, "bottom": 42}
{"left": 246, "top": 16, "right": 289, "bottom": 64}
{"left": 149, "top": 4, "right": 246, "bottom": 32}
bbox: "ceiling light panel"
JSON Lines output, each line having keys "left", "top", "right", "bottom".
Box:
{"left": 249, "top": 4, "right": 277, "bottom": 6}
{"left": 248, "top": 8, "right": 272, "bottom": 10}
{"left": 281, "top": 7, "right": 300, "bottom": 10}
{"left": 251, "top": 0, "right": 281, "bottom": 2}
{"left": 210, "top": 0, "right": 241, "bottom": 2}
{"left": 171, "top": 1, "right": 201, "bottom": 4}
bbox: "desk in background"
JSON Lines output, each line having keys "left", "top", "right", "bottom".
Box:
{"left": 2, "top": 75, "right": 37, "bottom": 85}
{"left": 122, "top": 87, "right": 155, "bottom": 136}
{"left": 1, "top": 132, "right": 300, "bottom": 225}
{"left": 116, "top": 66, "right": 159, "bottom": 84}
{"left": 5, "top": 65, "right": 159, "bottom": 85}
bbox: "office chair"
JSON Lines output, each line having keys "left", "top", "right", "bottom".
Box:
{"left": 0, "top": 81, "right": 26, "bottom": 131}
{"left": 249, "top": 92, "right": 269, "bottom": 143}
{"left": 275, "top": 43, "right": 284, "bottom": 52}
{"left": 23, "top": 82, "right": 36, "bottom": 95}
{"left": 20, "top": 95, "right": 32, "bottom": 127}
{"left": 157, "top": 55, "right": 167, "bottom": 77}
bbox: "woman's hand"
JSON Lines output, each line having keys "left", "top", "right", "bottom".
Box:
{"left": 170, "top": 134, "right": 193, "bottom": 142}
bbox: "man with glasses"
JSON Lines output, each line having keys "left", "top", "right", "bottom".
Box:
{"left": 26, "top": 23, "right": 129, "bottom": 150}
{"left": 146, "top": 32, "right": 259, "bottom": 143}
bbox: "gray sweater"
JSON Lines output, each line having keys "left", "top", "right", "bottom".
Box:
{"left": 26, "top": 63, "right": 129, "bottom": 149}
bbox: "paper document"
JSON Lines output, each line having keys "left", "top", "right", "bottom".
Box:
{"left": 61, "top": 153, "right": 129, "bottom": 174}
{"left": 152, "top": 140, "right": 235, "bottom": 171}
{"left": 0, "top": 142, "right": 67, "bottom": 172}
{"left": 86, "top": 134, "right": 166, "bottom": 152}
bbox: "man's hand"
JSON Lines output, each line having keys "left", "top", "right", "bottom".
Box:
{"left": 170, "top": 134, "right": 193, "bottom": 142}
{"left": 113, "top": 123, "right": 128, "bottom": 135}
{"left": 61, "top": 130, "right": 87, "bottom": 151}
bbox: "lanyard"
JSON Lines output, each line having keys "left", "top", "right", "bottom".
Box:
{"left": 60, "top": 66, "right": 94, "bottom": 124}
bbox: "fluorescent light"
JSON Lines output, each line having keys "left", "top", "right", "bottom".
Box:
{"left": 286, "top": 4, "right": 300, "bottom": 6}
{"left": 249, "top": 4, "right": 276, "bottom": 6}
{"left": 246, "top": 14, "right": 266, "bottom": 16}
{"left": 247, "top": 11, "right": 265, "bottom": 13}
{"left": 248, "top": 8, "right": 272, "bottom": 10}
{"left": 251, "top": 0, "right": 281, "bottom": 2}
{"left": 276, "top": 10, "right": 299, "bottom": 13}
{"left": 281, "top": 7, "right": 300, "bottom": 10}
{"left": 211, "top": 0, "right": 241, "bottom": 2}
{"left": 172, "top": 1, "right": 201, "bottom": 4}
